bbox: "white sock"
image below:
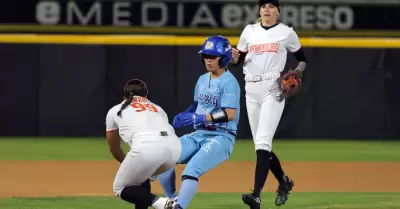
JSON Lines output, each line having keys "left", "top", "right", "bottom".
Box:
{"left": 151, "top": 197, "right": 167, "bottom": 209}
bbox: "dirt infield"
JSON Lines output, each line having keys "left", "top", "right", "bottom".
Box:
{"left": 1, "top": 161, "right": 400, "bottom": 198}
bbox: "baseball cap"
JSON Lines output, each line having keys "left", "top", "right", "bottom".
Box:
{"left": 258, "top": 0, "right": 281, "bottom": 10}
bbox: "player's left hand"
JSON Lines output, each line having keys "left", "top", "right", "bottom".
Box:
{"left": 279, "top": 69, "right": 302, "bottom": 98}
{"left": 293, "top": 68, "right": 303, "bottom": 78}
{"left": 172, "top": 112, "right": 185, "bottom": 128}
{"left": 180, "top": 112, "right": 206, "bottom": 126}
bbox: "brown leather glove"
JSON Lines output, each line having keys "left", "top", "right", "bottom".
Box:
{"left": 279, "top": 69, "right": 302, "bottom": 97}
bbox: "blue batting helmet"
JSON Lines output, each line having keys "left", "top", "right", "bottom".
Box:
{"left": 198, "top": 35, "right": 232, "bottom": 68}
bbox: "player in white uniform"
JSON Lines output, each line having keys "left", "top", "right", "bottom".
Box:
{"left": 105, "top": 79, "right": 181, "bottom": 209}
{"left": 231, "top": 0, "right": 307, "bottom": 208}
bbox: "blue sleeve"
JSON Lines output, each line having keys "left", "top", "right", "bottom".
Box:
{"left": 185, "top": 102, "right": 198, "bottom": 112}
{"left": 220, "top": 79, "right": 240, "bottom": 109}
{"left": 194, "top": 78, "right": 200, "bottom": 102}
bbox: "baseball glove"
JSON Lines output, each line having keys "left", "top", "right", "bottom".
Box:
{"left": 279, "top": 69, "right": 302, "bottom": 97}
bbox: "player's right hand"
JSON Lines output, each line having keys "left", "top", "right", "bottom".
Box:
{"left": 232, "top": 48, "right": 240, "bottom": 59}
{"left": 231, "top": 48, "right": 240, "bottom": 64}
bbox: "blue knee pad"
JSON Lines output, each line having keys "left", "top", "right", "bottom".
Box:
{"left": 182, "top": 175, "right": 198, "bottom": 181}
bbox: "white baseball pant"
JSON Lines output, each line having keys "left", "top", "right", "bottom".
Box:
{"left": 113, "top": 132, "right": 182, "bottom": 196}
{"left": 245, "top": 78, "right": 285, "bottom": 152}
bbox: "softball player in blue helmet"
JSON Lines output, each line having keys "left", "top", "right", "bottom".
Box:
{"left": 157, "top": 35, "right": 241, "bottom": 209}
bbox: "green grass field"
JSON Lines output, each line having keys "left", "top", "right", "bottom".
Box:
{"left": 0, "top": 137, "right": 400, "bottom": 209}
{"left": 2, "top": 193, "right": 400, "bottom": 209}
{"left": 1, "top": 137, "right": 399, "bottom": 161}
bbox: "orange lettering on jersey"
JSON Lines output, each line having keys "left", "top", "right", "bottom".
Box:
{"left": 131, "top": 102, "right": 158, "bottom": 112}
{"left": 249, "top": 43, "right": 280, "bottom": 53}
{"left": 132, "top": 97, "right": 148, "bottom": 103}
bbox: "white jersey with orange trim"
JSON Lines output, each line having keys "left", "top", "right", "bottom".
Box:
{"left": 105, "top": 96, "right": 175, "bottom": 146}
{"left": 237, "top": 22, "right": 301, "bottom": 79}
{"left": 106, "top": 96, "right": 181, "bottom": 197}
{"left": 237, "top": 22, "right": 303, "bottom": 152}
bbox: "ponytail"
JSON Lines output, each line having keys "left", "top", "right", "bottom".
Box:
{"left": 118, "top": 78, "right": 148, "bottom": 117}
{"left": 117, "top": 95, "right": 133, "bottom": 117}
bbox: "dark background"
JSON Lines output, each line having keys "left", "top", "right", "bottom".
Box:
{"left": 1, "top": 44, "right": 399, "bottom": 139}
{"left": 0, "top": 0, "right": 399, "bottom": 37}
{"left": 0, "top": 0, "right": 399, "bottom": 140}
{"left": 1, "top": 1, "right": 399, "bottom": 30}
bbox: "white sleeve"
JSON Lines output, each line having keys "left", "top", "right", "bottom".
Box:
{"left": 286, "top": 29, "right": 301, "bottom": 53}
{"left": 236, "top": 25, "right": 250, "bottom": 52}
{"left": 155, "top": 105, "right": 170, "bottom": 123}
{"left": 160, "top": 107, "right": 176, "bottom": 134}
{"left": 105, "top": 108, "right": 118, "bottom": 131}
{"left": 161, "top": 108, "right": 170, "bottom": 122}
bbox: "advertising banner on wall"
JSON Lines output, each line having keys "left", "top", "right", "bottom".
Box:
{"left": 0, "top": 0, "right": 399, "bottom": 31}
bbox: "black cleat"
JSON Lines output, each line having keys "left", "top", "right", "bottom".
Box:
{"left": 173, "top": 204, "right": 183, "bottom": 209}
{"left": 242, "top": 192, "right": 261, "bottom": 209}
{"left": 275, "top": 176, "right": 294, "bottom": 206}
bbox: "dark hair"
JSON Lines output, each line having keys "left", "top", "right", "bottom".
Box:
{"left": 117, "top": 79, "right": 148, "bottom": 117}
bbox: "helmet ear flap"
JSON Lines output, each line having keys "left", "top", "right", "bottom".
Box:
{"left": 219, "top": 55, "right": 231, "bottom": 68}
{"left": 200, "top": 54, "right": 205, "bottom": 64}
{"left": 201, "top": 55, "right": 230, "bottom": 68}
{"left": 218, "top": 56, "right": 225, "bottom": 68}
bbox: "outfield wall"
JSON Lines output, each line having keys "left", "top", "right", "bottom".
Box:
{"left": 0, "top": 35, "right": 399, "bottom": 139}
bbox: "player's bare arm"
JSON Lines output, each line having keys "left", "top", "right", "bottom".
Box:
{"left": 204, "top": 108, "right": 237, "bottom": 122}
{"left": 106, "top": 130, "right": 126, "bottom": 163}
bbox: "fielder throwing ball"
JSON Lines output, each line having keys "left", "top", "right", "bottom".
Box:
{"left": 105, "top": 79, "right": 181, "bottom": 209}
{"left": 231, "top": 0, "right": 307, "bottom": 208}
{"left": 158, "top": 35, "right": 241, "bottom": 209}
